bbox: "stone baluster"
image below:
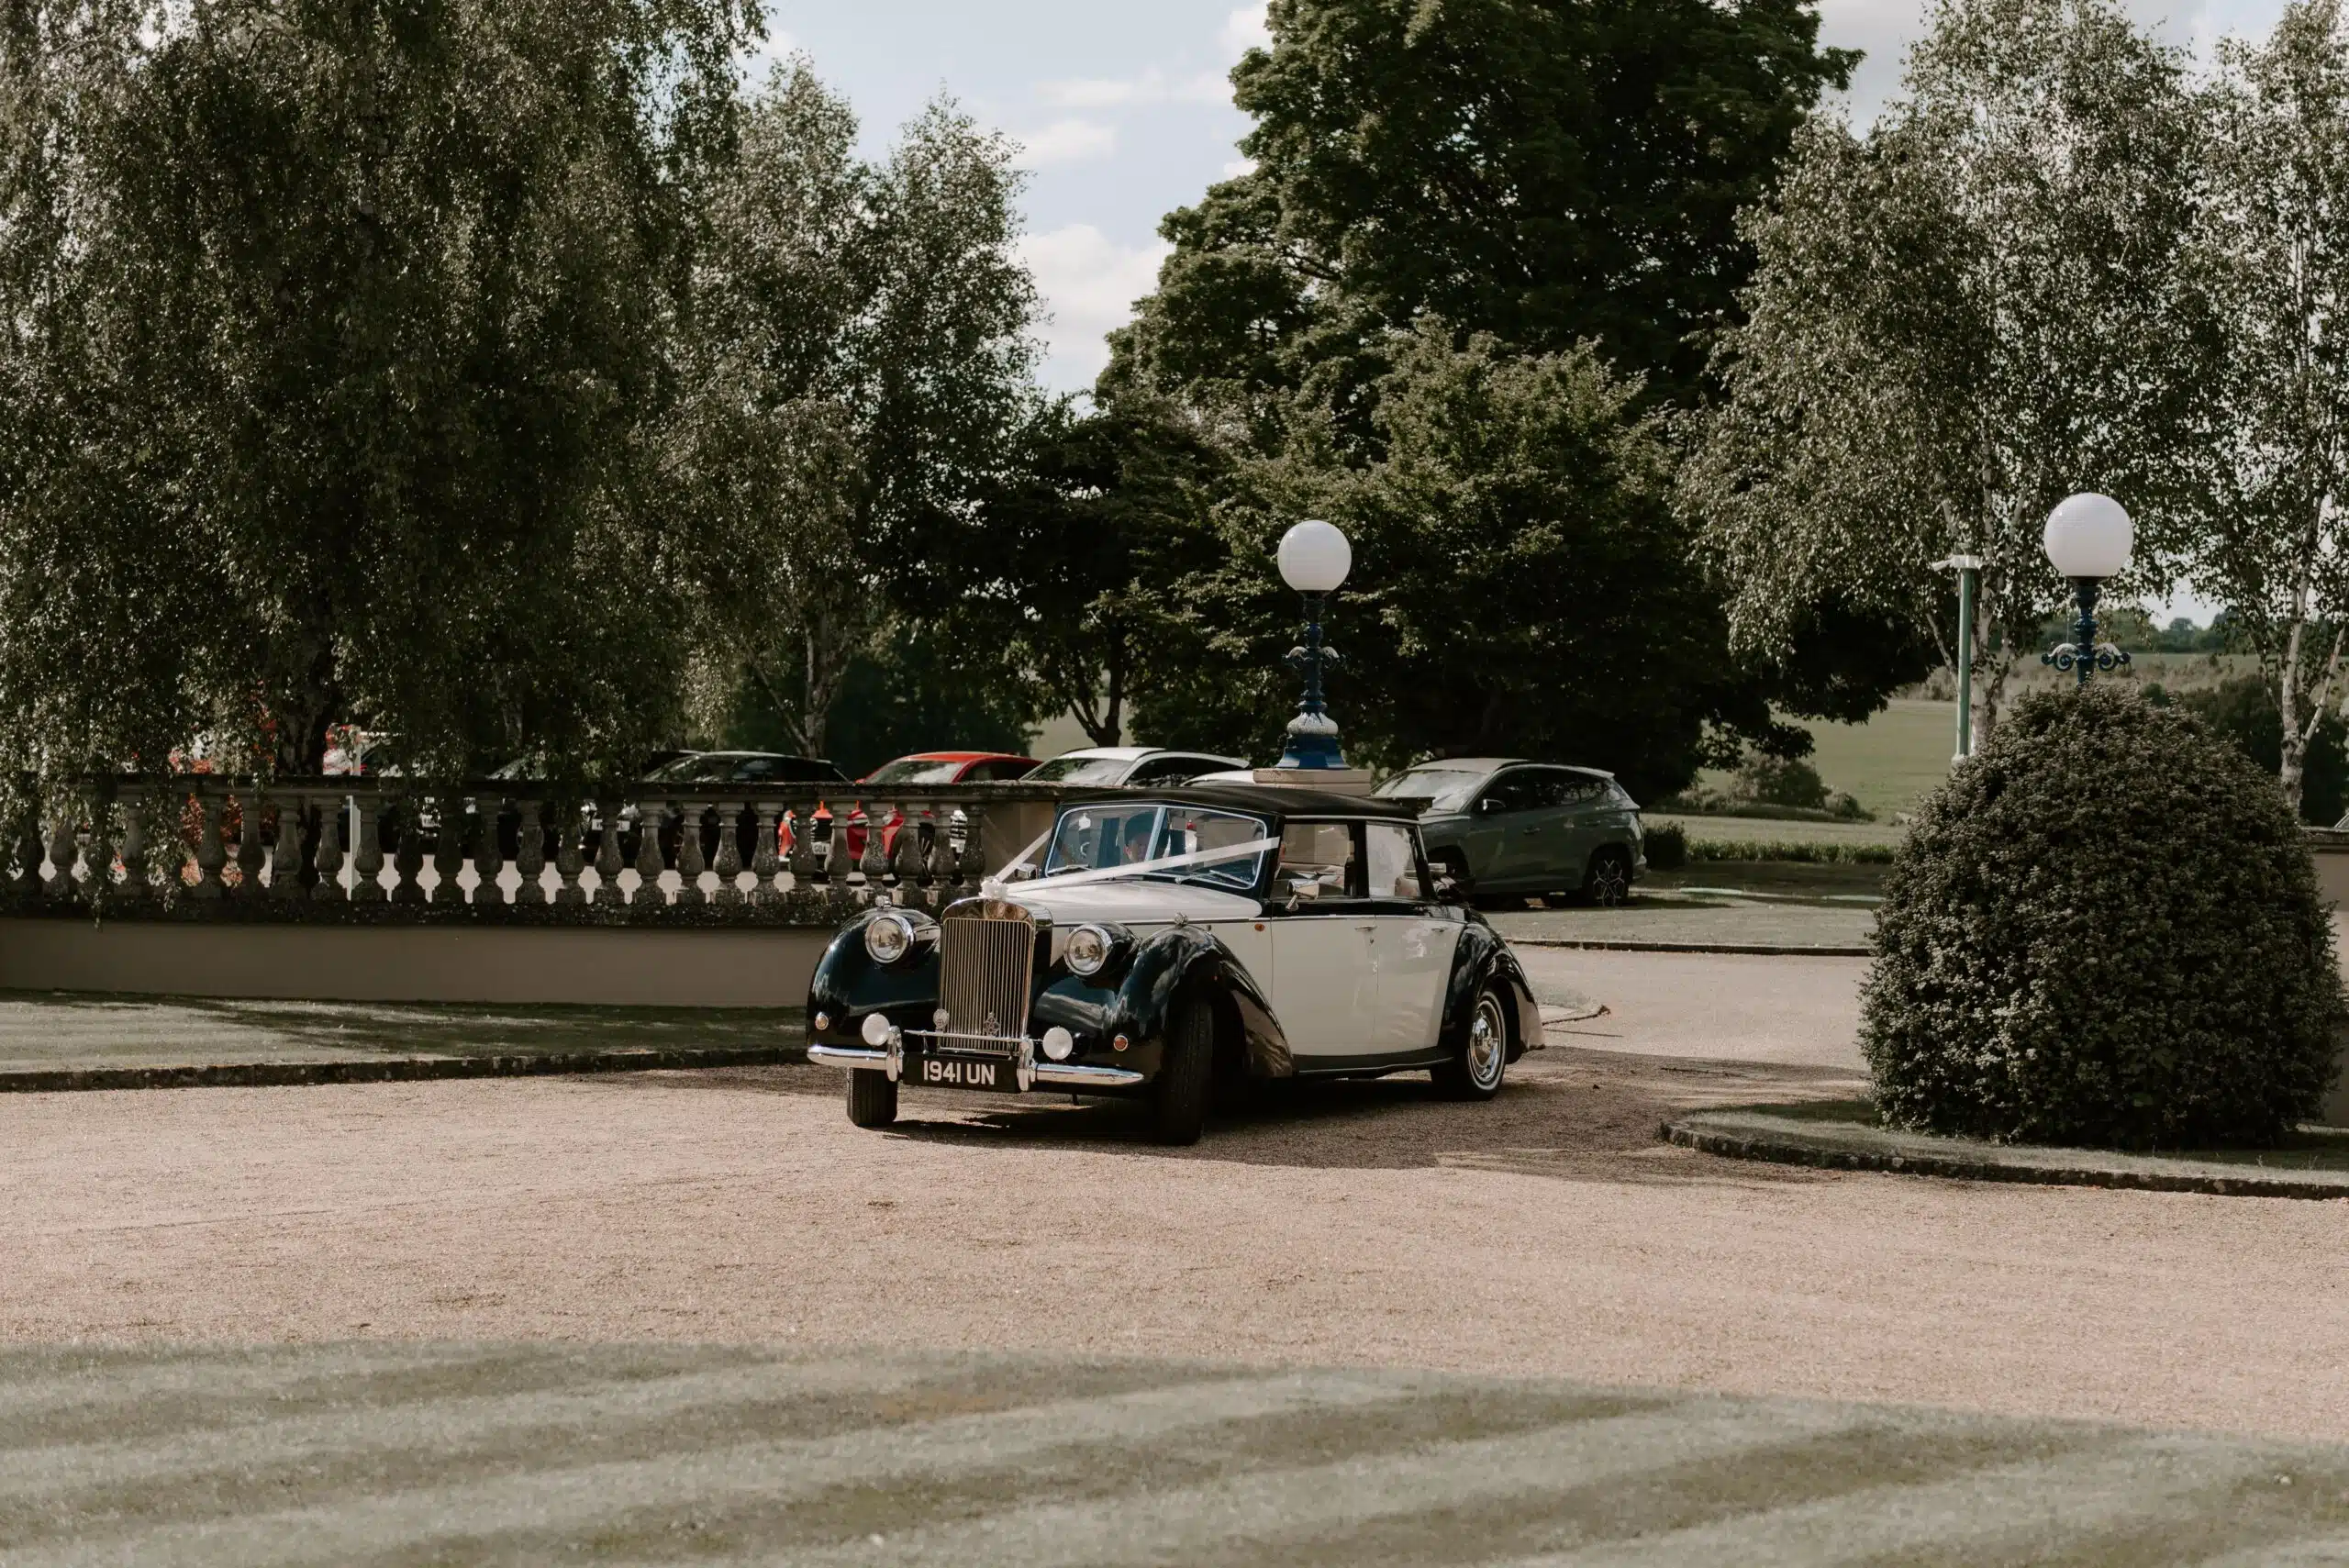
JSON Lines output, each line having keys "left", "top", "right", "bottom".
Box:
{"left": 118, "top": 789, "right": 152, "bottom": 902}
{"left": 310, "top": 795, "right": 346, "bottom": 901}
{"left": 351, "top": 795, "right": 385, "bottom": 903}
{"left": 233, "top": 790, "right": 266, "bottom": 899}
{"left": 923, "top": 802, "right": 959, "bottom": 895}
{"left": 85, "top": 788, "right": 117, "bottom": 901}
{"left": 471, "top": 794, "right": 504, "bottom": 906}
{"left": 751, "top": 804, "right": 781, "bottom": 908}
{"left": 890, "top": 807, "right": 923, "bottom": 895}
{"left": 513, "top": 797, "right": 546, "bottom": 906}
{"left": 12, "top": 802, "right": 43, "bottom": 900}
{"left": 632, "top": 802, "right": 667, "bottom": 906}
{"left": 673, "top": 801, "right": 707, "bottom": 908}
{"left": 593, "top": 802, "right": 624, "bottom": 908}
{"left": 192, "top": 791, "right": 228, "bottom": 900}
{"left": 431, "top": 794, "right": 466, "bottom": 904}
{"left": 955, "top": 796, "right": 987, "bottom": 895}
{"left": 857, "top": 799, "right": 891, "bottom": 898}
{"left": 388, "top": 795, "right": 425, "bottom": 905}
{"left": 554, "top": 801, "right": 585, "bottom": 906}
{"left": 273, "top": 790, "right": 310, "bottom": 902}
{"left": 711, "top": 799, "right": 744, "bottom": 908}
{"left": 46, "top": 795, "right": 81, "bottom": 902}
{"left": 786, "top": 804, "right": 818, "bottom": 890}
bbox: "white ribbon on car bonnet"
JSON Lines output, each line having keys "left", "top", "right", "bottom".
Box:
{"left": 981, "top": 836, "right": 1279, "bottom": 900}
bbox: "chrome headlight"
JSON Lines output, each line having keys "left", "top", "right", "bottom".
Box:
{"left": 864, "top": 911, "right": 918, "bottom": 965}
{"left": 1064, "top": 924, "right": 1117, "bottom": 978}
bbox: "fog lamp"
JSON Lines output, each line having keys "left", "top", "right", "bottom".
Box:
{"left": 1042, "top": 1026, "right": 1075, "bottom": 1062}
{"left": 813, "top": 1011, "right": 831, "bottom": 1033}
{"left": 862, "top": 1012, "right": 896, "bottom": 1048}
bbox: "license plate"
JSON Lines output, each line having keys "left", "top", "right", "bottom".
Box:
{"left": 915, "top": 1056, "right": 1009, "bottom": 1092}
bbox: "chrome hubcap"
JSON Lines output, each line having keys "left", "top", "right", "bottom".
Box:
{"left": 1468, "top": 997, "right": 1506, "bottom": 1087}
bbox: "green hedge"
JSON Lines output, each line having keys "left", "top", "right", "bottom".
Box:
{"left": 1861, "top": 684, "right": 2343, "bottom": 1150}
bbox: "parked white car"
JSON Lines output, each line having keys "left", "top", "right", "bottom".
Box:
{"left": 1020, "top": 746, "right": 1248, "bottom": 788}
{"left": 806, "top": 782, "right": 1542, "bottom": 1144}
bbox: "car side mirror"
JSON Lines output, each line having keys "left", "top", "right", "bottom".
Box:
{"left": 1431, "top": 873, "right": 1464, "bottom": 903}
{"left": 1282, "top": 875, "right": 1322, "bottom": 908}
{"left": 1477, "top": 797, "right": 1506, "bottom": 816}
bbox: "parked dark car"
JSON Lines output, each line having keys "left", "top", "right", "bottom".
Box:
{"left": 1375, "top": 758, "right": 1645, "bottom": 906}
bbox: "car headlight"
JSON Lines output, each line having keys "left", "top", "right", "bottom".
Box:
{"left": 1065, "top": 924, "right": 1116, "bottom": 978}
{"left": 864, "top": 912, "right": 917, "bottom": 965}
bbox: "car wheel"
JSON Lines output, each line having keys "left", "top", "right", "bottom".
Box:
{"left": 1584, "top": 848, "right": 1632, "bottom": 907}
{"left": 1432, "top": 986, "right": 1510, "bottom": 1100}
{"left": 1150, "top": 995, "right": 1215, "bottom": 1146}
{"left": 846, "top": 1069, "right": 898, "bottom": 1129}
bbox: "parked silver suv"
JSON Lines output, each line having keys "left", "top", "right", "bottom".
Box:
{"left": 1375, "top": 758, "right": 1645, "bottom": 906}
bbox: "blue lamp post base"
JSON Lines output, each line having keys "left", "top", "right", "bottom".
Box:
{"left": 1264, "top": 590, "right": 1373, "bottom": 792}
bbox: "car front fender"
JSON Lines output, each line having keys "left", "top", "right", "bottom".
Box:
{"left": 1439, "top": 919, "right": 1542, "bottom": 1062}
{"left": 807, "top": 910, "right": 941, "bottom": 1043}
{"left": 1117, "top": 924, "right": 1294, "bottom": 1080}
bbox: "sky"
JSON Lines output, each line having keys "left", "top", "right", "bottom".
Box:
{"left": 763, "top": 0, "right": 2293, "bottom": 617}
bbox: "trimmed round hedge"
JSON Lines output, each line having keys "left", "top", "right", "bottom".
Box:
{"left": 1862, "top": 684, "right": 2343, "bottom": 1150}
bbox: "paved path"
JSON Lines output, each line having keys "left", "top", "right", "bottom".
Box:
{"left": 6, "top": 1341, "right": 2347, "bottom": 1566}
{"left": 1518, "top": 947, "right": 1869, "bottom": 1069}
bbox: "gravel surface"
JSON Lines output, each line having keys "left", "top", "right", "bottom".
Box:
{"left": 9, "top": 998, "right": 2349, "bottom": 1441}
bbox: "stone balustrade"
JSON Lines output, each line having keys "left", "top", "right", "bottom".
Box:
{"left": 6, "top": 776, "right": 1074, "bottom": 923}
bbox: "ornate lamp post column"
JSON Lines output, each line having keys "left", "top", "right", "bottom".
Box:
{"left": 2041, "top": 494, "right": 2135, "bottom": 685}
{"left": 1264, "top": 519, "right": 1374, "bottom": 792}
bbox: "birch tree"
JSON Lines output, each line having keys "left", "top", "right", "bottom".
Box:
{"left": 1680, "top": 0, "right": 2203, "bottom": 745}
{"left": 2182, "top": 0, "right": 2349, "bottom": 818}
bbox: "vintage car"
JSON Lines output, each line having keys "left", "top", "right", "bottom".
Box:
{"left": 804, "top": 783, "right": 1542, "bottom": 1144}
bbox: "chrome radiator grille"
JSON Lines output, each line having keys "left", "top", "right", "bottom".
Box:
{"left": 934, "top": 904, "right": 1037, "bottom": 1056}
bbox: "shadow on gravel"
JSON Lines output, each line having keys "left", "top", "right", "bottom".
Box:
{"left": 751, "top": 1048, "right": 1873, "bottom": 1187}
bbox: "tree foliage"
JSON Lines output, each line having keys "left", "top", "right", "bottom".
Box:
{"left": 1109, "top": 0, "right": 1857, "bottom": 427}
{"left": 0, "top": 0, "right": 759, "bottom": 780}
{"left": 676, "top": 61, "right": 1038, "bottom": 760}
{"left": 1131, "top": 323, "right": 1798, "bottom": 802}
{"left": 2177, "top": 0, "right": 2349, "bottom": 817}
{"left": 1681, "top": 0, "right": 2205, "bottom": 744}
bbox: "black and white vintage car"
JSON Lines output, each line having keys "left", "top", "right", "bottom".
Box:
{"left": 805, "top": 783, "right": 1542, "bottom": 1144}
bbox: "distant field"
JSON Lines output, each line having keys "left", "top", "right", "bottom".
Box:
{"left": 1695, "top": 697, "right": 1957, "bottom": 821}
{"left": 1648, "top": 812, "right": 1906, "bottom": 850}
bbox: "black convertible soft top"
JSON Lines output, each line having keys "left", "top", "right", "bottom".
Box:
{"left": 1063, "top": 781, "right": 1420, "bottom": 823}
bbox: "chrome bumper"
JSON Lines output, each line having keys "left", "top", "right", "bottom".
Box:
{"left": 806, "top": 1040, "right": 1143, "bottom": 1090}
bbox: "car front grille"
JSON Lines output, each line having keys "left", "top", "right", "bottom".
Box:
{"left": 933, "top": 904, "right": 1037, "bottom": 1057}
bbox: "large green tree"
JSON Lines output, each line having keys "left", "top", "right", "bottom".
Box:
{"left": 1132, "top": 322, "right": 1798, "bottom": 802}
{"left": 1109, "top": 0, "right": 1856, "bottom": 428}
{"left": 1682, "top": 0, "right": 2205, "bottom": 746}
{"left": 0, "top": 0, "right": 757, "bottom": 781}
{"left": 2178, "top": 0, "right": 2349, "bottom": 817}
{"left": 677, "top": 61, "right": 1039, "bottom": 760}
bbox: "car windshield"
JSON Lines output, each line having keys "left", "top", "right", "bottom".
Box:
{"left": 1041, "top": 805, "right": 1272, "bottom": 893}
{"left": 1375, "top": 767, "right": 1490, "bottom": 813}
{"left": 1026, "top": 756, "right": 1131, "bottom": 785}
{"left": 865, "top": 758, "right": 964, "bottom": 784}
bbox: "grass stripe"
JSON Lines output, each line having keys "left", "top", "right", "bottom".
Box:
{"left": 9, "top": 1368, "right": 1431, "bottom": 1568}
{"left": 727, "top": 1396, "right": 1871, "bottom": 1568}
{"left": 1511, "top": 1435, "right": 2314, "bottom": 1566}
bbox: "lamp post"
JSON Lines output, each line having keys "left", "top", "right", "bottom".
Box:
{"left": 1932, "top": 554, "right": 1983, "bottom": 761}
{"left": 2041, "top": 494, "right": 2135, "bottom": 685}
{"left": 1267, "top": 520, "right": 1371, "bottom": 789}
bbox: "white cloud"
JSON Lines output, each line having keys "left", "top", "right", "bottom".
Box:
{"left": 1012, "top": 119, "right": 1119, "bottom": 169}
{"left": 1019, "top": 224, "right": 1174, "bottom": 388}
{"left": 1220, "top": 4, "right": 1270, "bottom": 60}
{"left": 1038, "top": 68, "right": 1230, "bottom": 109}
{"left": 1223, "top": 157, "right": 1257, "bottom": 178}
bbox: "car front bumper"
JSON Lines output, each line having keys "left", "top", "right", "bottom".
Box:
{"left": 807, "top": 1039, "right": 1144, "bottom": 1091}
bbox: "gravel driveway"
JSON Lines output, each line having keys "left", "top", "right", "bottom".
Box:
{"left": 6, "top": 947, "right": 2346, "bottom": 1447}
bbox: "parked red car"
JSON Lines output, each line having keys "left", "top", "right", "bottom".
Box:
{"left": 842, "top": 751, "right": 1041, "bottom": 864}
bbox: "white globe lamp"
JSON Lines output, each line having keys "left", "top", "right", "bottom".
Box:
{"left": 2041, "top": 493, "right": 2135, "bottom": 685}
{"left": 1278, "top": 519, "right": 1352, "bottom": 594}
{"left": 2043, "top": 493, "right": 2134, "bottom": 582}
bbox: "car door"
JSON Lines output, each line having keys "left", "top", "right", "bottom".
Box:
{"left": 1264, "top": 820, "right": 1382, "bottom": 1059}
{"left": 1548, "top": 774, "right": 1612, "bottom": 884}
{"left": 1464, "top": 769, "right": 1544, "bottom": 890}
{"left": 1362, "top": 821, "right": 1461, "bottom": 1052}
